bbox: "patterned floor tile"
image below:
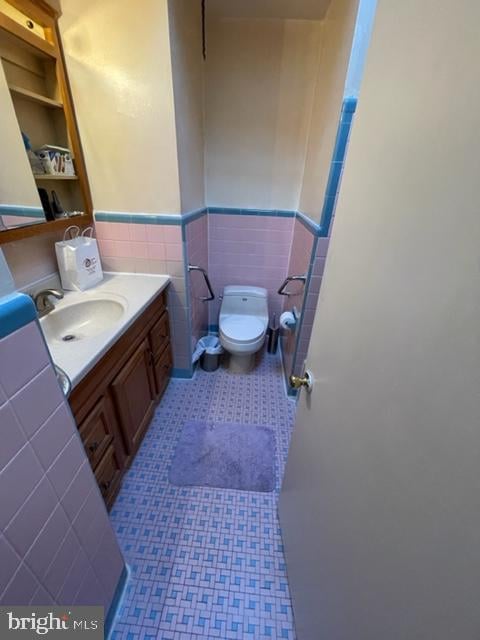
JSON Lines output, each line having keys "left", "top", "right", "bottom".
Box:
{"left": 110, "top": 348, "right": 297, "bottom": 639}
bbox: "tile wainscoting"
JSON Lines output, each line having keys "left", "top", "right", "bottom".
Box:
{"left": 285, "top": 97, "right": 357, "bottom": 385}
{"left": 281, "top": 219, "right": 316, "bottom": 382}
{"left": 94, "top": 215, "right": 193, "bottom": 377}
{"left": 0, "top": 293, "right": 126, "bottom": 632}
{"left": 208, "top": 211, "right": 295, "bottom": 324}
{"left": 0, "top": 205, "right": 45, "bottom": 229}
{"left": 185, "top": 213, "right": 209, "bottom": 352}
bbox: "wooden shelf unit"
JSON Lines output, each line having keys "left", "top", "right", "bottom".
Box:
{"left": 8, "top": 82, "right": 63, "bottom": 107}
{"left": 0, "top": 0, "right": 93, "bottom": 245}
{"left": 0, "top": 215, "right": 90, "bottom": 243}
{"left": 0, "top": 9, "right": 56, "bottom": 59}
{"left": 34, "top": 173, "right": 78, "bottom": 181}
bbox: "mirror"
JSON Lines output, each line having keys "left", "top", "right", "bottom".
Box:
{"left": 0, "top": 0, "right": 91, "bottom": 237}
{"left": 0, "top": 208, "right": 46, "bottom": 231}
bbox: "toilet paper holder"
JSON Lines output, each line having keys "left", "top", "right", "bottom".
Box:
{"left": 277, "top": 274, "right": 307, "bottom": 296}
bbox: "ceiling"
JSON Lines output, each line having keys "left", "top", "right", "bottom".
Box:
{"left": 207, "top": 0, "right": 332, "bottom": 21}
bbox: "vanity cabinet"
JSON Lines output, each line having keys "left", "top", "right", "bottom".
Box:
{"left": 153, "top": 342, "right": 172, "bottom": 398}
{"left": 69, "top": 289, "right": 172, "bottom": 508}
{"left": 111, "top": 338, "right": 156, "bottom": 455}
{"left": 78, "top": 393, "right": 119, "bottom": 469}
{"left": 78, "top": 393, "right": 124, "bottom": 508}
{"left": 150, "top": 310, "right": 172, "bottom": 398}
{"left": 95, "top": 445, "right": 123, "bottom": 506}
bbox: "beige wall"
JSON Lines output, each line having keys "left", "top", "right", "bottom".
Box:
{"left": 1, "top": 0, "right": 359, "bottom": 293}
{"left": 1, "top": 0, "right": 358, "bottom": 221}
{"left": 0, "top": 63, "right": 40, "bottom": 208}
{"left": 208, "top": 0, "right": 330, "bottom": 21}
{"left": 168, "top": 0, "right": 205, "bottom": 214}
{"left": 281, "top": 0, "right": 480, "bottom": 636}
{"left": 205, "top": 18, "right": 323, "bottom": 210}
{"left": 59, "top": 0, "right": 181, "bottom": 215}
{"left": 300, "top": 0, "right": 359, "bottom": 222}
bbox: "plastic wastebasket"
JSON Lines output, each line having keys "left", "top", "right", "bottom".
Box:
{"left": 193, "top": 335, "right": 224, "bottom": 372}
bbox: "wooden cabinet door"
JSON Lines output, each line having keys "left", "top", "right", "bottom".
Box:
{"left": 111, "top": 338, "right": 156, "bottom": 455}
{"left": 150, "top": 311, "right": 170, "bottom": 360}
{"left": 153, "top": 345, "right": 172, "bottom": 400}
{"left": 78, "top": 394, "right": 115, "bottom": 470}
{"left": 95, "top": 445, "right": 123, "bottom": 510}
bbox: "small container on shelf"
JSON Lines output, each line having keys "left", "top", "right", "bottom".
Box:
{"left": 21, "top": 131, "right": 44, "bottom": 175}
{"left": 36, "top": 145, "right": 76, "bottom": 177}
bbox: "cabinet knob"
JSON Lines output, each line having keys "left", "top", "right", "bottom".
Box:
{"left": 89, "top": 441, "right": 99, "bottom": 453}
{"left": 101, "top": 480, "right": 111, "bottom": 492}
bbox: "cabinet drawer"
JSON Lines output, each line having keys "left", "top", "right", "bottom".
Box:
{"left": 78, "top": 396, "right": 114, "bottom": 470}
{"left": 95, "top": 445, "right": 122, "bottom": 508}
{"left": 154, "top": 345, "right": 172, "bottom": 399}
{"left": 150, "top": 311, "right": 170, "bottom": 360}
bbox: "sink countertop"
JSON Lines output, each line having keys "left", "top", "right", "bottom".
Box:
{"left": 41, "top": 272, "right": 170, "bottom": 389}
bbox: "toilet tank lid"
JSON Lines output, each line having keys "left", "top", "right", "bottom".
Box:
{"left": 223, "top": 285, "right": 268, "bottom": 298}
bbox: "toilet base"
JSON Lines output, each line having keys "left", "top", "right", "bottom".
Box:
{"left": 228, "top": 352, "right": 255, "bottom": 374}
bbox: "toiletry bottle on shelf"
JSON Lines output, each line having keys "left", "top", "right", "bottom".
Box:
{"left": 37, "top": 188, "right": 55, "bottom": 221}
{"left": 51, "top": 191, "right": 65, "bottom": 219}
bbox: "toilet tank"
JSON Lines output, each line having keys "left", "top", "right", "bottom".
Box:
{"left": 220, "top": 286, "right": 268, "bottom": 317}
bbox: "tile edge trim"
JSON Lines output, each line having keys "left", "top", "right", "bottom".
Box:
{"left": 105, "top": 565, "right": 129, "bottom": 639}
{"left": 171, "top": 367, "right": 194, "bottom": 379}
{"left": 296, "top": 210, "right": 321, "bottom": 236}
{"left": 0, "top": 292, "right": 37, "bottom": 339}
{"left": 0, "top": 204, "right": 45, "bottom": 219}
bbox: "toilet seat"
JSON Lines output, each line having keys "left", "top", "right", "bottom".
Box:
{"left": 220, "top": 315, "right": 265, "bottom": 343}
{"left": 218, "top": 285, "right": 269, "bottom": 371}
{"left": 219, "top": 314, "right": 267, "bottom": 355}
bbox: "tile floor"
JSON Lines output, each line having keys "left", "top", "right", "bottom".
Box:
{"left": 110, "top": 348, "right": 297, "bottom": 639}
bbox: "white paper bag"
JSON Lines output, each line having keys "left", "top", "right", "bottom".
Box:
{"left": 56, "top": 226, "right": 103, "bottom": 291}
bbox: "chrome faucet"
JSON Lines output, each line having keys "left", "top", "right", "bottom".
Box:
{"left": 33, "top": 289, "right": 64, "bottom": 317}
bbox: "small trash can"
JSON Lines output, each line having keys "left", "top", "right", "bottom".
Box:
{"left": 193, "top": 335, "right": 224, "bottom": 372}
{"left": 201, "top": 349, "right": 221, "bottom": 372}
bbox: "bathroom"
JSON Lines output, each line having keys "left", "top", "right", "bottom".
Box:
{"left": 2, "top": 0, "right": 479, "bottom": 639}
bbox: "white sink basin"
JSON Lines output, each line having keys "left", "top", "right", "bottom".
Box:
{"left": 41, "top": 296, "right": 126, "bottom": 343}
{"left": 36, "top": 274, "right": 169, "bottom": 389}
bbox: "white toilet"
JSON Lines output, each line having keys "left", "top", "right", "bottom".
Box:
{"left": 219, "top": 286, "right": 269, "bottom": 373}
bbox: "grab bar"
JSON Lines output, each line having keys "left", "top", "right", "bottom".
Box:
{"left": 188, "top": 264, "right": 215, "bottom": 301}
{"left": 278, "top": 274, "right": 307, "bottom": 296}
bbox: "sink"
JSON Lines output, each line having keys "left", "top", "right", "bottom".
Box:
{"left": 54, "top": 364, "right": 72, "bottom": 397}
{"left": 41, "top": 297, "right": 126, "bottom": 343}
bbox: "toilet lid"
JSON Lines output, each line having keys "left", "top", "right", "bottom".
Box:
{"left": 221, "top": 316, "right": 265, "bottom": 342}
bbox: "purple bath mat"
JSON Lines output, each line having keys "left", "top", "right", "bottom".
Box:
{"left": 169, "top": 421, "right": 276, "bottom": 492}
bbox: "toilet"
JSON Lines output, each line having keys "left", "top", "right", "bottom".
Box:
{"left": 219, "top": 285, "right": 269, "bottom": 373}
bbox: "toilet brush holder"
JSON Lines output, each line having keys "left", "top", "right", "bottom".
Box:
{"left": 267, "top": 314, "right": 279, "bottom": 354}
